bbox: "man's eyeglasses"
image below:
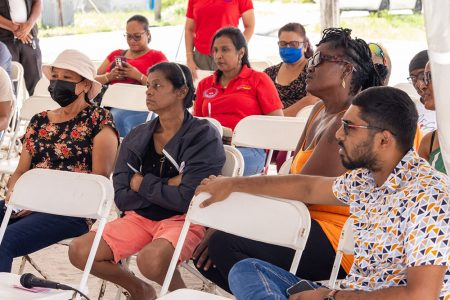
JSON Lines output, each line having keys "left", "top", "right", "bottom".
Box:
{"left": 407, "top": 72, "right": 425, "bottom": 85}
{"left": 278, "top": 41, "right": 304, "bottom": 48}
{"left": 308, "top": 51, "right": 353, "bottom": 69}
{"left": 368, "top": 43, "right": 386, "bottom": 65}
{"left": 124, "top": 31, "right": 147, "bottom": 41}
{"left": 424, "top": 71, "right": 432, "bottom": 85}
{"left": 341, "top": 120, "right": 387, "bottom": 135}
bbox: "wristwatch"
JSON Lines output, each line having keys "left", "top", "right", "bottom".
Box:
{"left": 324, "top": 289, "right": 339, "bottom": 300}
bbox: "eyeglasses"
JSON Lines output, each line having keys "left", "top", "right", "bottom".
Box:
{"left": 407, "top": 72, "right": 425, "bottom": 85}
{"left": 368, "top": 43, "right": 386, "bottom": 65}
{"left": 341, "top": 119, "right": 386, "bottom": 136}
{"left": 278, "top": 41, "right": 304, "bottom": 48}
{"left": 308, "top": 51, "right": 353, "bottom": 69}
{"left": 424, "top": 71, "right": 432, "bottom": 85}
{"left": 124, "top": 31, "right": 147, "bottom": 41}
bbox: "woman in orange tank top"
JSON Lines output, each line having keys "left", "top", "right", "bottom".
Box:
{"left": 192, "top": 28, "right": 386, "bottom": 292}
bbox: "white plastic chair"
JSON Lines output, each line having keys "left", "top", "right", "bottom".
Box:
{"left": 296, "top": 105, "right": 315, "bottom": 122}
{"left": 0, "top": 168, "right": 114, "bottom": 299}
{"left": 249, "top": 59, "right": 272, "bottom": 72}
{"left": 197, "top": 117, "right": 223, "bottom": 138}
{"left": 328, "top": 218, "right": 354, "bottom": 289}
{"left": 32, "top": 77, "right": 51, "bottom": 97}
{"left": 101, "top": 83, "right": 148, "bottom": 112}
{"left": 194, "top": 70, "right": 214, "bottom": 88}
{"left": 222, "top": 145, "right": 245, "bottom": 177}
{"left": 11, "top": 62, "right": 28, "bottom": 108}
{"left": 278, "top": 156, "right": 293, "bottom": 175}
{"left": 232, "top": 115, "right": 306, "bottom": 174}
{"left": 159, "top": 192, "right": 311, "bottom": 298}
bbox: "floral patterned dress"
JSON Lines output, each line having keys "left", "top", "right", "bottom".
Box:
{"left": 264, "top": 63, "right": 308, "bottom": 108}
{"left": 23, "top": 105, "right": 117, "bottom": 172}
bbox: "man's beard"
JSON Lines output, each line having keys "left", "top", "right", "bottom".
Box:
{"left": 339, "top": 139, "right": 380, "bottom": 171}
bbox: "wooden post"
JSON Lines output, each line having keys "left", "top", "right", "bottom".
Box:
{"left": 320, "top": 0, "right": 340, "bottom": 32}
{"left": 154, "top": 0, "right": 162, "bottom": 21}
{"left": 57, "top": 0, "right": 64, "bottom": 26}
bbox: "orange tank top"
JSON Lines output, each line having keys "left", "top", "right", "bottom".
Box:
{"left": 290, "top": 105, "right": 353, "bottom": 273}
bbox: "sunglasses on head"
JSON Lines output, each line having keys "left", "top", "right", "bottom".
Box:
{"left": 341, "top": 119, "right": 392, "bottom": 136}
{"left": 124, "top": 31, "right": 147, "bottom": 41}
{"left": 368, "top": 43, "right": 386, "bottom": 65}
{"left": 307, "top": 51, "right": 353, "bottom": 69}
{"left": 278, "top": 41, "right": 304, "bottom": 48}
{"left": 407, "top": 72, "right": 425, "bottom": 85}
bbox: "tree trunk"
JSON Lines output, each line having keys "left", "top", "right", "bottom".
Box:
{"left": 320, "top": 0, "right": 340, "bottom": 32}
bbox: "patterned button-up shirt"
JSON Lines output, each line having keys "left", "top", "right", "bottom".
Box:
{"left": 333, "top": 150, "right": 450, "bottom": 299}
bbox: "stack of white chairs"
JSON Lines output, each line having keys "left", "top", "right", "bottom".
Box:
{"left": 10, "top": 62, "right": 28, "bottom": 110}
{"left": 159, "top": 191, "right": 311, "bottom": 299}
{"left": 232, "top": 115, "right": 307, "bottom": 174}
{"left": 0, "top": 168, "right": 114, "bottom": 300}
{"left": 0, "top": 97, "right": 59, "bottom": 183}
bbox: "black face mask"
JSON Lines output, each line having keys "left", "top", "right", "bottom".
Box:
{"left": 48, "top": 79, "right": 83, "bottom": 107}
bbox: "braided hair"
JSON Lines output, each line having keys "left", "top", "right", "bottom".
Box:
{"left": 318, "top": 28, "right": 386, "bottom": 95}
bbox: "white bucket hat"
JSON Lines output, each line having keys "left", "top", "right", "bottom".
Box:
{"left": 42, "top": 49, "right": 102, "bottom": 100}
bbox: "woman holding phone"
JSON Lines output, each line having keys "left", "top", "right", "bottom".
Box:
{"left": 96, "top": 15, "right": 168, "bottom": 137}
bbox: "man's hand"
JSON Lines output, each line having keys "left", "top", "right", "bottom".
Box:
{"left": 15, "top": 210, "right": 32, "bottom": 218}
{"left": 288, "top": 288, "right": 330, "bottom": 300}
{"left": 192, "top": 228, "right": 217, "bottom": 271}
{"left": 168, "top": 174, "right": 183, "bottom": 186}
{"left": 195, "top": 175, "right": 235, "bottom": 208}
{"left": 13, "top": 21, "right": 33, "bottom": 40}
{"left": 130, "top": 173, "right": 144, "bottom": 192}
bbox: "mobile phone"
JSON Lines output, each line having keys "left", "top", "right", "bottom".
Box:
{"left": 286, "top": 279, "right": 319, "bottom": 296}
{"left": 115, "top": 56, "right": 127, "bottom": 68}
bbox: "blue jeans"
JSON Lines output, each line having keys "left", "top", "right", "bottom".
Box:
{"left": 0, "top": 200, "right": 88, "bottom": 272}
{"left": 0, "top": 41, "right": 12, "bottom": 77}
{"left": 237, "top": 147, "right": 266, "bottom": 176}
{"left": 229, "top": 258, "right": 320, "bottom": 300}
{"left": 110, "top": 108, "right": 149, "bottom": 137}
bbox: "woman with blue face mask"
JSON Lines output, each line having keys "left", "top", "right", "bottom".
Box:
{"left": 264, "top": 23, "right": 319, "bottom": 117}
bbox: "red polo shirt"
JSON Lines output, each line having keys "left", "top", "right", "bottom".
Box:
{"left": 186, "top": 0, "right": 254, "bottom": 55}
{"left": 194, "top": 65, "right": 283, "bottom": 130}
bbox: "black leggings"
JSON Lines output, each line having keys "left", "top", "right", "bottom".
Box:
{"left": 194, "top": 219, "right": 347, "bottom": 292}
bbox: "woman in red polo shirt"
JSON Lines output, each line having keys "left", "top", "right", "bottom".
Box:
{"left": 185, "top": 0, "right": 255, "bottom": 79}
{"left": 194, "top": 27, "right": 283, "bottom": 175}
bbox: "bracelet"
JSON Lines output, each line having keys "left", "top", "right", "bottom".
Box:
{"left": 104, "top": 73, "right": 110, "bottom": 82}
{"left": 140, "top": 74, "right": 145, "bottom": 82}
{"left": 186, "top": 51, "right": 194, "bottom": 55}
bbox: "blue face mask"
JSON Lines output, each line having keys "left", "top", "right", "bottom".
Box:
{"left": 279, "top": 47, "right": 303, "bottom": 64}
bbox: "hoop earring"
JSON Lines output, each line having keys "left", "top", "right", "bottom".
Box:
{"left": 341, "top": 78, "right": 346, "bottom": 89}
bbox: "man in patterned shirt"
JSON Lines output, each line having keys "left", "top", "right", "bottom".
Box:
{"left": 197, "top": 86, "right": 450, "bottom": 300}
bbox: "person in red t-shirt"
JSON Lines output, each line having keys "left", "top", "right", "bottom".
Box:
{"left": 96, "top": 15, "right": 168, "bottom": 137}
{"left": 185, "top": 0, "right": 255, "bottom": 79}
{"left": 194, "top": 27, "right": 283, "bottom": 175}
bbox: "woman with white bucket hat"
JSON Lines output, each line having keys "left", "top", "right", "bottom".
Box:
{"left": 0, "top": 49, "right": 119, "bottom": 272}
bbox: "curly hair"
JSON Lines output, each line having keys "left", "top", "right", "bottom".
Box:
{"left": 318, "top": 28, "right": 385, "bottom": 95}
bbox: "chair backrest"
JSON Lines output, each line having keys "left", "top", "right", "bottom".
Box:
{"left": 6, "top": 168, "right": 114, "bottom": 219}
{"left": 32, "top": 77, "right": 51, "bottom": 97}
{"left": 102, "top": 83, "right": 148, "bottom": 112}
{"left": 328, "top": 218, "right": 355, "bottom": 288}
{"left": 197, "top": 117, "right": 223, "bottom": 137}
{"left": 232, "top": 115, "right": 306, "bottom": 151}
{"left": 278, "top": 156, "right": 293, "bottom": 175}
{"left": 11, "top": 61, "right": 28, "bottom": 107}
{"left": 160, "top": 192, "right": 311, "bottom": 296}
{"left": 0, "top": 168, "right": 114, "bottom": 295}
{"left": 249, "top": 59, "right": 272, "bottom": 71}
{"left": 20, "top": 96, "right": 60, "bottom": 121}
{"left": 296, "top": 105, "right": 315, "bottom": 122}
{"left": 194, "top": 70, "right": 214, "bottom": 88}
{"left": 222, "top": 145, "right": 245, "bottom": 176}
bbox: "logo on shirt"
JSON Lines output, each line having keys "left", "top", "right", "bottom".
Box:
{"left": 236, "top": 84, "right": 252, "bottom": 91}
{"left": 203, "top": 87, "right": 219, "bottom": 98}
